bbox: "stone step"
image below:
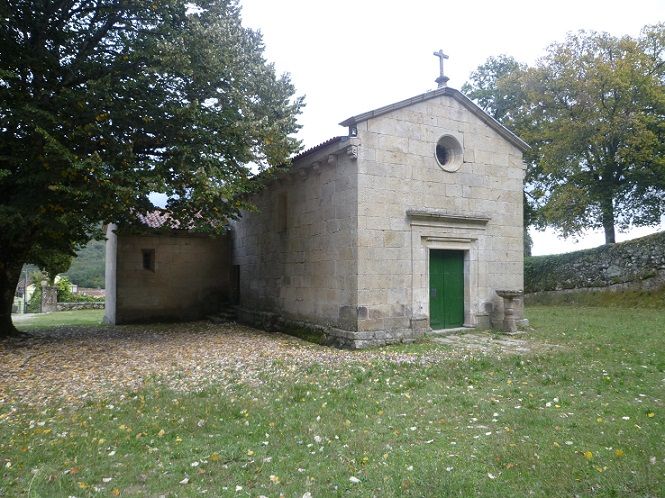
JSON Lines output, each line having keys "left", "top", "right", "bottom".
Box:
{"left": 427, "top": 326, "right": 474, "bottom": 337}
{"left": 208, "top": 307, "right": 238, "bottom": 324}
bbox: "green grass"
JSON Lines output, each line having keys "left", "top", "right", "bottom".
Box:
{"left": 15, "top": 309, "right": 105, "bottom": 329}
{"left": 2, "top": 306, "right": 664, "bottom": 497}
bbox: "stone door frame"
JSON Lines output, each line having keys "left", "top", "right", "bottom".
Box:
{"left": 407, "top": 209, "right": 489, "bottom": 329}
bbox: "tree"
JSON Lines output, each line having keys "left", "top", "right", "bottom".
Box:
{"left": 464, "top": 25, "right": 665, "bottom": 247}
{"left": 525, "top": 25, "right": 665, "bottom": 244}
{"left": 0, "top": 0, "right": 303, "bottom": 337}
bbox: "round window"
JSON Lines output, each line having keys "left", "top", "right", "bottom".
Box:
{"left": 435, "top": 135, "right": 463, "bottom": 172}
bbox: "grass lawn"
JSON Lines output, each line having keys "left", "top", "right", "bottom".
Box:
{"left": 1, "top": 306, "right": 664, "bottom": 497}
{"left": 14, "top": 309, "right": 105, "bottom": 329}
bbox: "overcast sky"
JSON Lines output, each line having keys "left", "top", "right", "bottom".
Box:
{"left": 238, "top": 0, "right": 664, "bottom": 255}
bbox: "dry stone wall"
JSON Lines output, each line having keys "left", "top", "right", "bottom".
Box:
{"left": 57, "top": 302, "right": 105, "bottom": 311}
{"left": 525, "top": 232, "right": 665, "bottom": 294}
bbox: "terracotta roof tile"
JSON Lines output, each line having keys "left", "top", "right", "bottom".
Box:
{"left": 136, "top": 211, "right": 173, "bottom": 229}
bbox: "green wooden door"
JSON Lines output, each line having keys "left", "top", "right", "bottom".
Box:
{"left": 429, "top": 250, "right": 464, "bottom": 329}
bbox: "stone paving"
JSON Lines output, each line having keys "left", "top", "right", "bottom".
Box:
{"left": 430, "top": 331, "right": 540, "bottom": 354}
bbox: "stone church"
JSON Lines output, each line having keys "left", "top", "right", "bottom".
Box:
{"left": 105, "top": 73, "right": 529, "bottom": 348}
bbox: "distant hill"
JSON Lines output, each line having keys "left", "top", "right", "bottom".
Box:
{"left": 64, "top": 239, "right": 105, "bottom": 288}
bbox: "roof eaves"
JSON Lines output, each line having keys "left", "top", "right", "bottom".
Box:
{"left": 339, "top": 87, "right": 454, "bottom": 127}
{"left": 339, "top": 87, "right": 529, "bottom": 153}
{"left": 291, "top": 136, "right": 346, "bottom": 162}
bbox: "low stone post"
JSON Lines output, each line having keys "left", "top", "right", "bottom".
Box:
{"left": 496, "top": 290, "right": 522, "bottom": 334}
{"left": 41, "top": 282, "right": 58, "bottom": 313}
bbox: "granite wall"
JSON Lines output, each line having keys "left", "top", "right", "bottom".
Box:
{"left": 525, "top": 231, "right": 665, "bottom": 296}
{"left": 105, "top": 228, "right": 232, "bottom": 324}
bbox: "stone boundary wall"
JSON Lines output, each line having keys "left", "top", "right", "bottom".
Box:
{"left": 525, "top": 231, "right": 665, "bottom": 295}
{"left": 57, "top": 302, "right": 105, "bottom": 311}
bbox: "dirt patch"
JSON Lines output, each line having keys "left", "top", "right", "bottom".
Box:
{"left": 0, "top": 322, "right": 550, "bottom": 407}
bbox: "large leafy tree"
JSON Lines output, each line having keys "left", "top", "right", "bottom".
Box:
{"left": 0, "top": 0, "right": 303, "bottom": 337}
{"left": 464, "top": 25, "right": 665, "bottom": 247}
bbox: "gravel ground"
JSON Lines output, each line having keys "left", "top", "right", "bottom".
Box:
{"left": 0, "top": 322, "right": 544, "bottom": 407}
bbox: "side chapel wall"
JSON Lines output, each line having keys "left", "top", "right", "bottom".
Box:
{"left": 231, "top": 139, "right": 360, "bottom": 330}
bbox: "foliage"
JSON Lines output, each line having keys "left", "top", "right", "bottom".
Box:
{"left": 67, "top": 293, "right": 105, "bottom": 303}
{"left": 0, "top": 0, "right": 303, "bottom": 335}
{"left": 2, "top": 308, "right": 664, "bottom": 496}
{"left": 55, "top": 276, "right": 74, "bottom": 302}
{"left": 525, "top": 25, "right": 665, "bottom": 244}
{"left": 464, "top": 25, "right": 665, "bottom": 245}
{"left": 26, "top": 284, "right": 42, "bottom": 313}
{"left": 37, "top": 250, "right": 73, "bottom": 285}
{"left": 461, "top": 55, "right": 528, "bottom": 125}
{"left": 64, "top": 239, "right": 106, "bottom": 288}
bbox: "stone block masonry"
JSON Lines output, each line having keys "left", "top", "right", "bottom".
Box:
{"left": 105, "top": 228, "right": 233, "bottom": 324}
{"left": 232, "top": 137, "right": 360, "bottom": 335}
{"left": 525, "top": 231, "right": 665, "bottom": 297}
{"left": 231, "top": 88, "right": 528, "bottom": 348}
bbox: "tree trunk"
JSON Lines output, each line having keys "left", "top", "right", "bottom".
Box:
{"left": 600, "top": 196, "right": 616, "bottom": 244}
{"left": 0, "top": 259, "right": 24, "bottom": 338}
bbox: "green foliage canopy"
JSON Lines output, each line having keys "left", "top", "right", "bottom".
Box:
{"left": 0, "top": 0, "right": 304, "bottom": 335}
{"left": 464, "top": 25, "right": 665, "bottom": 245}
{"left": 64, "top": 239, "right": 105, "bottom": 288}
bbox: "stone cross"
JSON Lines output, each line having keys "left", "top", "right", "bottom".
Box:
{"left": 433, "top": 49, "right": 450, "bottom": 88}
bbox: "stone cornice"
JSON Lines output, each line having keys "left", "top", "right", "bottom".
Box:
{"left": 406, "top": 209, "right": 490, "bottom": 226}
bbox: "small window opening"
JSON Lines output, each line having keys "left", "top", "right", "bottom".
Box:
{"left": 435, "top": 135, "right": 463, "bottom": 172}
{"left": 277, "top": 193, "right": 288, "bottom": 232}
{"left": 435, "top": 143, "right": 450, "bottom": 165}
{"left": 142, "top": 249, "right": 155, "bottom": 271}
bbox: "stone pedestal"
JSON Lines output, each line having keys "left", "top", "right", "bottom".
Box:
{"left": 41, "top": 284, "right": 58, "bottom": 313}
{"left": 496, "top": 290, "right": 522, "bottom": 334}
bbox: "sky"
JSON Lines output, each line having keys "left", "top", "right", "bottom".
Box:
{"left": 237, "top": 0, "right": 664, "bottom": 256}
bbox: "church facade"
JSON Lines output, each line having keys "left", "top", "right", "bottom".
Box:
{"left": 105, "top": 86, "right": 528, "bottom": 348}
